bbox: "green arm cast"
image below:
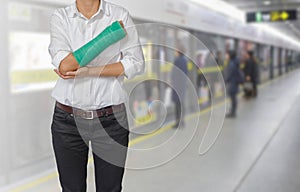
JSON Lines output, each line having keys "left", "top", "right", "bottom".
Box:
{"left": 73, "top": 21, "right": 126, "bottom": 67}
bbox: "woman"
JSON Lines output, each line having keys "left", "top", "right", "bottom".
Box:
{"left": 48, "top": 0, "right": 144, "bottom": 191}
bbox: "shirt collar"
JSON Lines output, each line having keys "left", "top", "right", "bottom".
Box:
{"left": 68, "top": 0, "right": 110, "bottom": 18}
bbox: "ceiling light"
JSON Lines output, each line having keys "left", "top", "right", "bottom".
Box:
{"left": 263, "top": 1, "right": 271, "bottom": 5}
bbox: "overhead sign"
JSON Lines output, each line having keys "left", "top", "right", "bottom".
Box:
{"left": 246, "top": 10, "right": 297, "bottom": 23}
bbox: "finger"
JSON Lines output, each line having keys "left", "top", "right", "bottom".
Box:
{"left": 54, "top": 69, "right": 60, "bottom": 75}
{"left": 66, "top": 71, "right": 77, "bottom": 76}
{"left": 54, "top": 69, "right": 65, "bottom": 77}
{"left": 62, "top": 76, "right": 75, "bottom": 79}
{"left": 54, "top": 69, "right": 74, "bottom": 79}
{"left": 54, "top": 69, "right": 64, "bottom": 78}
{"left": 60, "top": 74, "right": 75, "bottom": 79}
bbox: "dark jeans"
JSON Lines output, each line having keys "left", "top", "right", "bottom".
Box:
{"left": 229, "top": 93, "right": 237, "bottom": 115}
{"left": 51, "top": 105, "right": 129, "bottom": 192}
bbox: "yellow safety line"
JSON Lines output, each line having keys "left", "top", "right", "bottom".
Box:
{"left": 129, "top": 100, "right": 226, "bottom": 147}
{"left": 129, "top": 123, "right": 174, "bottom": 147}
{"left": 10, "top": 173, "right": 58, "bottom": 192}
{"left": 8, "top": 69, "right": 298, "bottom": 192}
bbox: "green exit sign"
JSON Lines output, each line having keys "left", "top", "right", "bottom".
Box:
{"left": 247, "top": 10, "right": 297, "bottom": 23}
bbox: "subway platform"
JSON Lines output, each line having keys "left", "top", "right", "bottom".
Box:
{"left": 3, "top": 69, "right": 300, "bottom": 192}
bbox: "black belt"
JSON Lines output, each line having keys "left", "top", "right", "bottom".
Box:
{"left": 56, "top": 102, "right": 125, "bottom": 120}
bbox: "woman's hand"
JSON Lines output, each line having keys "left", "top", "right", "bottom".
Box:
{"left": 54, "top": 69, "right": 75, "bottom": 79}
{"left": 54, "top": 67, "right": 89, "bottom": 79}
{"left": 66, "top": 67, "right": 90, "bottom": 77}
{"left": 56, "top": 63, "right": 124, "bottom": 79}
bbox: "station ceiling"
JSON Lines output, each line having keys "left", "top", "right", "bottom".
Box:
{"left": 223, "top": 0, "right": 300, "bottom": 40}
{"left": 15, "top": 0, "right": 300, "bottom": 41}
{"left": 223, "top": 0, "right": 300, "bottom": 12}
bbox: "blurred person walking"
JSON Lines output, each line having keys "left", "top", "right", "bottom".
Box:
{"left": 196, "top": 52, "right": 204, "bottom": 97}
{"left": 216, "top": 51, "right": 225, "bottom": 77}
{"left": 171, "top": 46, "right": 188, "bottom": 128}
{"left": 243, "top": 51, "right": 258, "bottom": 98}
{"left": 225, "top": 51, "right": 244, "bottom": 118}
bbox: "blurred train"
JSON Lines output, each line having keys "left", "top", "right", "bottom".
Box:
{"left": 1, "top": 0, "right": 300, "bottom": 188}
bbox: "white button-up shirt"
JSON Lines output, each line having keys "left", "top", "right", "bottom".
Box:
{"left": 48, "top": 0, "right": 144, "bottom": 110}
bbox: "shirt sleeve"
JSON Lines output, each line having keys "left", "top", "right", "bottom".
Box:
{"left": 48, "top": 11, "right": 72, "bottom": 69}
{"left": 120, "top": 10, "right": 145, "bottom": 79}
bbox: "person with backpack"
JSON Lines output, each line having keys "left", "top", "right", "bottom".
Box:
{"left": 225, "top": 51, "right": 244, "bottom": 118}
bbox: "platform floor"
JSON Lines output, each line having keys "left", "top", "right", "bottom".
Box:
{"left": 4, "top": 69, "right": 300, "bottom": 192}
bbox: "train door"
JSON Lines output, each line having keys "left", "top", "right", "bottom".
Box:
{"left": 193, "top": 32, "right": 224, "bottom": 107}
{"left": 270, "top": 47, "right": 274, "bottom": 79}
{"left": 254, "top": 44, "right": 263, "bottom": 84}
{"left": 281, "top": 49, "right": 286, "bottom": 75}
{"left": 260, "top": 45, "right": 271, "bottom": 82}
{"left": 124, "top": 21, "right": 165, "bottom": 128}
{"left": 161, "top": 27, "right": 176, "bottom": 110}
{"left": 286, "top": 50, "right": 293, "bottom": 71}
{"left": 274, "top": 47, "right": 279, "bottom": 78}
{"left": 214, "top": 35, "right": 226, "bottom": 98}
{"left": 278, "top": 48, "right": 283, "bottom": 76}
{"left": 291, "top": 51, "right": 297, "bottom": 68}
{"left": 284, "top": 49, "right": 289, "bottom": 73}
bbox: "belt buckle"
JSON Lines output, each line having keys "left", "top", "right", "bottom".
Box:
{"left": 83, "top": 110, "right": 94, "bottom": 120}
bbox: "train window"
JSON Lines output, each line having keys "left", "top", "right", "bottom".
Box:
{"left": 8, "top": 2, "right": 55, "bottom": 93}
{"left": 9, "top": 31, "right": 56, "bottom": 93}
{"left": 260, "top": 45, "right": 272, "bottom": 82}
